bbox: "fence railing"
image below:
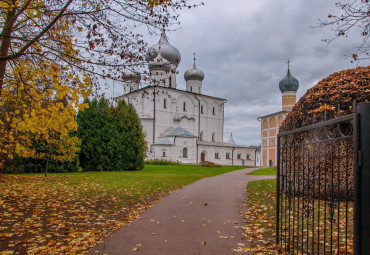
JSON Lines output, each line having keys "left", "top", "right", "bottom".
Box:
{"left": 277, "top": 103, "right": 370, "bottom": 255}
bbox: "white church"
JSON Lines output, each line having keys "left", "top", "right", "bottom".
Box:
{"left": 116, "top": 31, "right": 256, "bottom": 166}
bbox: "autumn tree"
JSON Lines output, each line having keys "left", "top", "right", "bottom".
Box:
{"left": 77, "top": 98, "right": 145, "bottom": 171}
{"left": 0, "top": 0, "right": 197, "bottom": 168}
{"left": 319, "top": 0, "right": 370, "bottom": 61}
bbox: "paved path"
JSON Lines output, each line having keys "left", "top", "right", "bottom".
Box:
{"left": 89, "top": 168, "right": 276, "bottom": 255}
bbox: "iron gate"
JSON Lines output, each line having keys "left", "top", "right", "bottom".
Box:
{"left": 276, "top": 103, "right": 370, "bottom": 255}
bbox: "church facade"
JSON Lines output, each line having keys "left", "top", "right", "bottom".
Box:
{"left": 257, "top": 64, "right": 299, "bottom": 167}
{"left": 116, "top": 31, "right": 256, "bottom": 166}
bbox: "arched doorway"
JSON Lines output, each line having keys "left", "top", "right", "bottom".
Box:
{"left": 201, "top": 152, "right": 206, "bottom": 162}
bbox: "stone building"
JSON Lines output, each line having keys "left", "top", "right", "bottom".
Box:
{"left": 116, "top": 30, "right": 256, "bottom": 165}
{"left": 257, "top": 64, "right": 299, "bottom": 167}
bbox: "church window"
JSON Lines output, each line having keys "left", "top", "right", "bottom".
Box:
{"left": 212, "top": 133, "right": 215, "bottom": 142}
{"left": 212, "top": 107, "right": 215, "bottom": 115}
{"left": 201, "top": 105, "right": 204, "bottom": 114}
{"left": 191, "top": 86, "right": 193, "bottom": 92}
{"left": 246, "top": 154, "right": 251, "bottom": 160}
{"left": 183, "top": 147, "right": 188, "bottom": 158}
{"left": 162, "top": 151, "right": 167, "bottom": 157}
{"left": 237, "top": 153, "right": 241, "bottom": 159}
{"left": 226, "top": 153, "right": 231, "bottom": 159}
{"left": 215, "top": 152, "right": 220, "bottom": 159}
{"left": 163, "top": 99, "right": 167, "bottom": 109}
{"left": 169, "top": 76, "right": 172, "bottom": 88}
{"left": 183, "top": 102, "right": 186, "bottom": 112}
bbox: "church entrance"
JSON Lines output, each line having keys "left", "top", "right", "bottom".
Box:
{"left": 201, "top": 152, "right": 205, "bottom": 162}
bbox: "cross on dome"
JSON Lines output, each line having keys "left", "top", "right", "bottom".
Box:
{"left": 286, "top": 59, "right": 291, "bottom": 70}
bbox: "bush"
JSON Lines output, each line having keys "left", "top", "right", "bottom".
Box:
{"left": 1, "top": 156, "right": 79, "bottom": 174}
{"left": 280, "top": 66, "right": 370, "bottom": 201}
{"left": 200, "top": 161, "right": 221, "bottom": 167}
{"left": 145, "top": 159, "right": 181, "bottom": 165}
{"left": 281, "top": 66, "right": 370, "bottom": 131}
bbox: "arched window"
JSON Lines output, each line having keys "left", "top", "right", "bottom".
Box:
{"left": 190, "top": 86, "right": 193, "bottom": 92}
{"left": 212, "top": 107, "right": 215, "bottom": 115}
{"left": 163, "top": 98, "right": 167, "bottom": 109}
{"left": 183, "top": 102, "right": 186, "bottom": 112}
{"left": 183, "top": 147, "right": 188, "bottom": 158}
{"left": 212, "top": 133, "right": 215, "bottom": 142}
{"left": 201, "top": 105, "right": 204, "bottom": 114}
{"left": 169, "top": 76, "right": 172, "bottom": 88}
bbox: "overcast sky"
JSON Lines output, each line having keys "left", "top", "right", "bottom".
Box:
{"left": 114, "top": 0, "right": 367, "bottom": 146}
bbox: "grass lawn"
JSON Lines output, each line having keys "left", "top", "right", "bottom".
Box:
{"left": 248, "top": 167, "right": 276, "bottom": 175}
{"left": 0, "top": 165, "right": 245, "bottom": 255}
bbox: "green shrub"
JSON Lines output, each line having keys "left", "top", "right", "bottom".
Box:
{"left": 145, "top": 159, "right": 181, "bottom": 165}
{"left": 77, "top": 98, "right": 145, "bottom": 171}
{"left": 2, "top": 156, "right": 79, "bottom": 173}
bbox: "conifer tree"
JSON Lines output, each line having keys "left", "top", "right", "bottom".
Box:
{"left": 77, "top": 98, "right": 145, "bottom": 171}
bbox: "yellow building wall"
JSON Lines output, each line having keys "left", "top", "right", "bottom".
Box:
{"left": 269, "top": 148, "right": 276, "bottom": 167}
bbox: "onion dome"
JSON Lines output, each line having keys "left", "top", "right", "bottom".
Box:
{"left": 184, "top": 54, "right": 204, "bottom": 81}
{"left": 148, "top": 51, "right": 171, "bottom": 71}
{"left": 122, "top": 70, "right": 141, "bottom": 82}
{"left": 279, "top": 68, "right": 299, "bottom": 92}
{"left": 146, "top": 30, "right": 181, "bottom": 67}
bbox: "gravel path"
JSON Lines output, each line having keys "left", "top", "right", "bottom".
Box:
{"left": 89, "top": 168, "right": 276, "bottom": 255}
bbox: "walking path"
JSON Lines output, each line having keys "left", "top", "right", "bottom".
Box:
{"left": 89, "top": 168, "right": 276, "bottom": 255}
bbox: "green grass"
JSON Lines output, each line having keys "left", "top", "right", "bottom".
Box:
{"left": 248, "top": 167, "right": 277, "bottom": 175}
{"left": 0, "top": 165, "right": 247, "bottom": 254}
{"left": 248, "top": 179, "right": 276, "bottom": 199}
{"left": 13, "top": 164, "right": 247, "bottom": 210}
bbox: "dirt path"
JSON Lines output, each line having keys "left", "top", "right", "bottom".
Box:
{"left": 89, "top": 168, "right": 276, "bottom": 255}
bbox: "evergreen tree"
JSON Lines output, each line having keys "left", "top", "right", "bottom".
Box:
{"left": 77, "top": 98, "right": 145, "bottom": 171}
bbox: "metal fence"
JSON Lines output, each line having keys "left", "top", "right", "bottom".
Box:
{"left": 276, "top": 103, "right": 370, "bottom": 255}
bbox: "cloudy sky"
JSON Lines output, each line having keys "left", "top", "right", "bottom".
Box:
{"left": 114, "top": 0, "right": 367, "bottom": 146}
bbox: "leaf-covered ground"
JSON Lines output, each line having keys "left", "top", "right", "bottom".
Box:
{"left": 235, "top": 179, "right": 281, "bottom": 254}
{"left": 236, "top": 179, "right": 353, "bottom": 254}
{"left": 0, "top": 165, "right": 246, "bottom": 255}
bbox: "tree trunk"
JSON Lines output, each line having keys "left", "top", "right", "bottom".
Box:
{"left": 0, "top": 6, "right": 17, "bottom": 98}
{"left": 45, "top": 155, "right": 50, "bottom": 177}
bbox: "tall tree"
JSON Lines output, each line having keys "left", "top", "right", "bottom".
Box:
{"left": 0, "top": 0, "right": 197, "bottom": 167}
{"left": 319, "top": 0, "right": 370, "bottom": 61}
{"left": 77, "top": 98, "right": 145, "bottom": 171}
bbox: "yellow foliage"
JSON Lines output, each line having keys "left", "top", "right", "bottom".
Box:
{"left": 0, "top": 2, "right": 93, "bottom": 167}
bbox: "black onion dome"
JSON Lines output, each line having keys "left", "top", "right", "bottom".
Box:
{"left": 279, "top": 69, "right": 299, "bottom": 92}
